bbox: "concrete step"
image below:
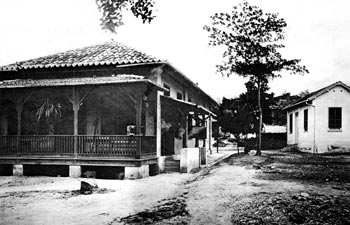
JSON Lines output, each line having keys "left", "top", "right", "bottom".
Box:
{"left": 164, "top": 159, "right": 180, "bottom": 173}
{"left": 165, "top": 161, "right": 180, "bottom": 165}
{"left": 165, "top": 167, "right": 180, "bottom": 173}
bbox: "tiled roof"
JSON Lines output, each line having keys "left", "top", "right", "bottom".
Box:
{"left": 0, "top": 41, "right": 162, "bottom": 71}
{"left": 284, "top": 81, "right": 350, "bottom": 110}
{"left": 0, "top": 74, "right": 160, "bottom": 88}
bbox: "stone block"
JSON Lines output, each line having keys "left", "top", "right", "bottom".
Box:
{"left": 125, "top": 165, "right": 149, "bottom": 179}
{"left": 158, "top": 156, "right": 166, "bottom": 173}
{"left": 69, "top": 165, "right": 81, "bottom": 178}
{"left": 180, "top": 148, "right": 200, "bottom": 173}
{"left": 13, "top": 164, "right": 23, "bottom": 176}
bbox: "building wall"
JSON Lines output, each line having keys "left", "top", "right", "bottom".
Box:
{"left": 287, "top": 105, "right": 315, "bottom": 152}
{"left": 287, "top": 86, "right": 350, "bottom": 153}
{"left": 161, "top": 70, "right": 187, "bottom": 101}
{"left": 313, "top": 86, "right": 350, "bottom": 152}
{"left": 160, "top": 67, "right": 216, "bottom": 110}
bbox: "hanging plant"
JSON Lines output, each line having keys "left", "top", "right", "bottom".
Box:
{"left": 36, "top": 98, "right": 62, "bottom": 134}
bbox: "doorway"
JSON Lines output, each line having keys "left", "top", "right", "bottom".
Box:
{"left": 295, "top": 112, "right": 299, "bottom": 144}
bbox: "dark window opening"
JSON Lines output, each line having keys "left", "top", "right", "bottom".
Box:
{"left": 289, "top": 113, "right": 293, "bottom": 133}
{"left": 177, "top": 92, "right": 183, "bottom": 100}
{"left": 329, "top": 107, "right": 342, "bottom": 129}
{"left": 304, "top": 109, "right": 308, "bottom": 132}
{"left": 163, "top": 84, "right": 170, "bottom": 97}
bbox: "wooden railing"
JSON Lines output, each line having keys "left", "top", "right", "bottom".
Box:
{"left": 0, "top": 135, "right": 156, "bottom": 159}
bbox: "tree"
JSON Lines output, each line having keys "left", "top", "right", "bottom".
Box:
{"left": 96, "top": 0, "right": 156, "bottom": 33}
{"left": 219, "top": 80, "right": 275, "bottom": 153}
{"left": 219, "top": 96, "right": 255, "bottom": 153}
{"left": 204, "top": 1, "right": 308, "bottom": 155}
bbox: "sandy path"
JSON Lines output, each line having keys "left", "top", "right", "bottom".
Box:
{"left": 184, "top": 157, "right": 315, "bottom": 224}
{"left": 0, "top": 173, "right": 193, "bottom": 225}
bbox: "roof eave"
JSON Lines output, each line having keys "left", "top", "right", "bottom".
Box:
{"left": 0, "top": 78, "right": 166, "bottom": 91}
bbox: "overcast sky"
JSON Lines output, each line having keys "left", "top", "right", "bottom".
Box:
{"left": 1, "top": 0, "right": 350, "bottom": 101}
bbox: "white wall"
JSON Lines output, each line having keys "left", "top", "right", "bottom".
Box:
{"left": 287, "top": 105, "right": 315, "bottom": 152}
{"left": 287, "top": 85, "right": 350, "bottom": 153}
{"left": 313, "top": 86, "right": 350, "bottom": 152}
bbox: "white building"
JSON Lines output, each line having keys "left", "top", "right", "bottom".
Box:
{"left": 284, "top": 81, "right": 350, "bottom": 153}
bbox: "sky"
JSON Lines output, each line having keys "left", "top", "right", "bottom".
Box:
{"left": 1, "top": 0, "right": 350, "bottom": 102}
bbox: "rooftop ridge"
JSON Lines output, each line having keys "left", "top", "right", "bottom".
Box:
{"left": 0, "top": 41, "right": 161, "bottom": 71}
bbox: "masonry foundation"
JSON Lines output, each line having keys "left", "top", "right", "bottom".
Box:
{"left": 69, "top": 165, "right": 82, "bottom": 178}
{"left": 13, "top": 164, "right": 23, "bottom": 176}
{"left": 125, "top": 165, "right": 149, "bottom": 179}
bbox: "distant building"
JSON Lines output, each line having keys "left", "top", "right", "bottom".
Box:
{"left": 270, "top": 92, "right": 301, "bottom": 126}
{"left": 284, "top": 81, "right": 350, "bottom": 153}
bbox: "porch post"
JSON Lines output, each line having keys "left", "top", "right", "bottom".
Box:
{"left": 208, "top": 115, "right": 213, "bottom": 154}
{"left": 66, "top": 86, "right": 90, "bottom": 157}
{"left": 135, "top": 92, "right": 143, "bottom": 135}
{"left": 183, "top": 114, "right": 188, "bottom": 148}
{"left": 0, "top": 105, "right": 8, "bottom": 135}
{"left": 195, "top": 113, "right": 199, "bottom": 147}
{"left": 11, "top": 94, "right": 30, "bottom": 135}
{"left": 202, "top": 114, "right": 206, "bottom": 148}
{"left": 156, "top": 91, "right": 162, "bottom": 157}
{"left": 72, "top": 87, "right": 80, "bottom": 157}
{"left": 16, "top": 104, "right": 23, "bottom": 136}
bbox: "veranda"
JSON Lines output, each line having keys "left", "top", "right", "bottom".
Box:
{"left": 0, "top": 77, "right": 161, "bottom": 177}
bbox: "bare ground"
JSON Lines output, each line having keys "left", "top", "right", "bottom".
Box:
{"left": 1, "top": 150, "right": 350, "bottom": 224}
{"left": 115, "top": 151, "right": 350, "bottom": 224}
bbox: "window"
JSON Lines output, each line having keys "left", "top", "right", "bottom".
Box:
{"left": 188, "top": 98, "right": 192, "bottom": 103}
{"left": 163, "top": 84, "right": 170, "bottom": 97}
{"left": 304, "top": 109, "right": 308, "bottom": 132}
{"left": 289, "top": 113, "right": 293, "bottom": 133}
{"left": 329, "top": 107, "right": 342, "bottom": 129}
{"left": 176, "top": 92, "right": 183, "bottom": 100}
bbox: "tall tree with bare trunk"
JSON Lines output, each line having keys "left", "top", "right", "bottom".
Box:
{"left": 204, "top": 1, "right": 308, "bottom": 155}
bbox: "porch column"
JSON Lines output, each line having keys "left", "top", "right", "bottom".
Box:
{"left": 201, "top": 114, "right": 206, "bottom": 148}
{"left": 183, "top": 114, "right": 189, "bottom": 148}
{"left": 145, "top": 102, "right": 155, "bottom": 136}
{"left": 10, "top": 94, "right": 30, "bottom": 135}
{"left": 0, "top": 105, "right": 8, "bottom": 135}
{"left": 135, "top": 92, "right": 143, "bottom": 135}
{"left": 72, "top": 87, "right": 80, "bottom": 157}
{"left": 16, "top": 104, "right": 23, "bottom": 135}
{"left": 207, "top": 115, "right": 213, "bottom": 154}
{"left": 195, "top": 113, "right": 199, "bottom": 147}
{"left": 156, "top": 91, "right": 161, "bottom": 157}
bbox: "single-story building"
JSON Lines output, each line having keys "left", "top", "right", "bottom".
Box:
{"left": 0, "top": 41, "right": 217, "bottom": 178}
{"left": 284, "top": 81, "right": 350, "bottom": 153}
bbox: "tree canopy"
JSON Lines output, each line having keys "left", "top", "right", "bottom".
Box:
{"left": 219, "top": 80, "right": 274, "bottom": 138}
{"left": 204, "top": 1, "right": 308, "bottom": 154}
{"left": 204, "top": 1, "right": 308, "bottom": 79}
{"left": 96, "top": 0, "right": 156, "bottom": 33}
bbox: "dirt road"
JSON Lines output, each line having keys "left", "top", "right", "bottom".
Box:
{"left": 1, "top": 151, "right": 350, "bottom": 224}
{"left": 117, "top": 151, "right": 350, "bottom": 224}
